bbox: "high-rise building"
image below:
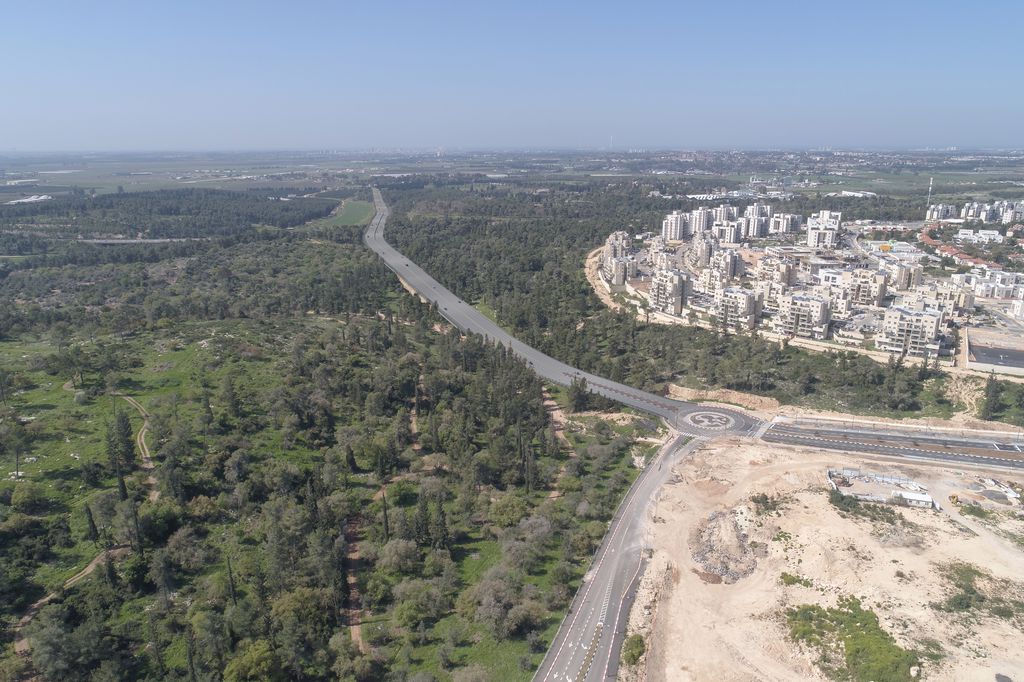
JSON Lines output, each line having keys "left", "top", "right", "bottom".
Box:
{"left": 712, "top": 204, "right": 738, "bottom": 223}
{"left": 806, "top": 210, "right": 842, "bottom": 248}
{"left": 713, "top": 220, "right": 742, "bottom": 243}
{"left": 744, "top": 202, "right": 773, "bottom": 219}
{"left": 661, "top": 210, "right": 690, "bottom": 241}
{"left": 689, "top": 207, "right": 713, "bottom": 233}
{"left": 649, "top": 269, "right": 691, "bottom": 316}
{"left": 769, "top": 213, "right": 803, "bottom": 234}
{"left": 925, "top": 204, "right": 957, "bottom": 221}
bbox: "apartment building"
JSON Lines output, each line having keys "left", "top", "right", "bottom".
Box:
{"left": 874, "top": 307, "right": 942, "bottom": 357}
{"left": 687, "top": 234, "right": 715, "bottom": 268}
{"left": 713, "top": 220, "right": 742, "bottom": 243}
{"left": 649, "top": 269, "right": 691, "bottom": 316}
{"left": 714, "top": 287, "right": 761, "bottom": 330}
{"left": 607, "top": 256, "right": 637, "bottom": 286}
{"left": 895, "top": 283, "right": 974, "bottom": 318}
{"left": 847, "top": 269, "right": 888, "bottom": 307}
{"left": 951, "top": 269, "right": 1024, "bottom": 299}
{"left": 661, "top": 210, "right": 690, "bottom": 241}
{"left": 689, "top": 207, "right": 713, "bottom": 233}
{"left": 807, "top": 211, "right": 842, "bottom": 248}
{"left": 881, "top": 260, "right": 923, "bottom": 291}
{"left": 709, "top": 249, "right": 744, "bottom": 279}
{"left": 769, "top": 213, "right": 803, "bottom": 234}
{"left": 712, "top": 204, "right": 738, "bottom": 223}
{"left": 926, "top": 204, "right": 958, "bottom": 221}
{"left": 772, "top": 293, "right": 831, "bottom": 340}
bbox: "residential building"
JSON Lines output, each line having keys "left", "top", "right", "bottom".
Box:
{"left": 689, "top": 207, "right": 713, "bottom": 233}
{"left": 607, "top": 256, "right": 637, "bottom": 286}
{"left": 874, "top": 307, "right": 942, "bottom": 357}
{"left": 714, "top": 287, "right": 760, "bottom": 330}
{"left": 687, "top": 234, "right": 715, "bottom": 268}
{"left": 926, "top": 204, "right": 958, "bottom": 221}
{"left": 661, "top": 210, "right": 689, "bottom": 241}
{"left": 712, "top": 204, "right": 738, "bottom": 223}
{"left": 847, "top": 269, "right": 888, "bottom": 307}
{"left": 769, "top": 213, "right": 803, "bottom": 234}
{"left": 649, "top": 269, "right": 691, "bottom": 316}
{"left": 807, "top": 211, "right": 842, "bottom": 248}
{"left": 772, "top": 293, "right": 831, "bottom": 339}
{"left": 713, "top": 220, "right": 742, "bottom": 243}
{"left": 710, "top": 249, "right": 744, "bottom": 279}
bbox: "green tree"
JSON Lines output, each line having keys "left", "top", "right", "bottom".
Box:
{"left": 224, "top": 640, "right": 285, "bottom": 682}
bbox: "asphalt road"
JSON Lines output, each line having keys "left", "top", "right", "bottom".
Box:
{"left": 764, "top": 423, "right": 1024, "bottom": 470}
{"left": 533, "top": 434, "right": 701, "bottom": 682}
{"left": 364, "top": 188, "right": 759, "bottom": 439}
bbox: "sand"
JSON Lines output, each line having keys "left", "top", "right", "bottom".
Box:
{"left": 627, "top": 437, "right": 1024, "bottom": 682}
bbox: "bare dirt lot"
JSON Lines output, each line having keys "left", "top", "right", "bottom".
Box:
{"left": 626, "top": 438, "right": 1024, "bottom": 682}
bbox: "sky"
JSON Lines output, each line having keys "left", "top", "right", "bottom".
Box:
{"left": 2, "top": 0, "right": 1022, "bottom": 152}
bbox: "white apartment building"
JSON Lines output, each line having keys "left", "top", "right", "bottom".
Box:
{"left": 818, "top": 268, "right": 887, "bottom": 308}
{"left": 649, "top": 269, "right": 691, "bottom": 316}
{"left": 603, "top": 231, "right": 632, "bottom": 259}
{"left": 712, "top": 204, "right": 738, "bottom": 223}
{"left": 874, "top": 307, "right": 942, "bottom": 357}
{"left": 745, "top": 202, "right": 773, "bottom": 219}
{"left": 740, "top": 215, "right": 769, "bottom": 239}
{"left": 713, "top": 220, "right": 742, "bottom": 243}
{"left": 951, "top": 269, "right": 1024, "bottom": 299}
{"left": 689, "top": 207, "right": 713, "bottom": 233}
{"left": 806, "top": 209, "right": 842, "bottom": 248}
{"left": 714, "top": 287, "right": 761, "bottom": 330}
{"left": 687, "top": 235, "right": 715, "bottom": 268}
{"left": 962, "top": 202, "right": 998, "bottom": 223}
{"left": 661, "top": 211, "right": 690, "bottom": 241}
{"left": 769, "top": 213, "right": 803, "bottom": 234}
{"left": 895, "top": 283, "right": 974, "bottom": 318}
{"left": 847, "top": 269, "right": 888, "bottom": 307}
{"left": 926, "top": 204, "right": 958, "bottom": 221}
{"left": 955, "top": 229, "right": 1004, "bottom": 244}
{"left": 756, "top": 257, "right": 797, "bottom": 287}
{"left": 881, "top": 260, "right": 923, "bottom": 291}
{"left": 710, "top": 249, "right": 744, "bottom": 279}
{"left": 772, "top": 293, "right": 831, "bottom": 340}
{"left": 607, "top": 256, "right": 637, "bottom": 286}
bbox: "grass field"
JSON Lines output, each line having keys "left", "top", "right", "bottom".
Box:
{"left": 316, "top": 199, "right": 375, "bottom": 227}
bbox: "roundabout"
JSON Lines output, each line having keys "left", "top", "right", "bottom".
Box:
{"left": 681, "top": 410, "right": 738, "bottom": 431}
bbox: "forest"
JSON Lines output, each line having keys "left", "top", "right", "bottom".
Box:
{"left": 1, "top": 187, "right": 650, "bottom": 680}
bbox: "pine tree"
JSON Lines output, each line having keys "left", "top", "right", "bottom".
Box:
{"left": 413, "top": 495, "right": 430, "bottom": 546}
{"left": 84, "top": 504, "right": 99, "bottom": 546}
{"left": 429, "top": 503, "right": 449, "bottom": 549}
{"left": 113, "top": 410, "right": 134, "bottom": 468}
{"left": 226, "top": 556, "right": 238, "bottom": 606}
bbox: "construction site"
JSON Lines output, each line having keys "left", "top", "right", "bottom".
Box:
{"left": 626, "top": 436, "right": 1024, "bottom": 682}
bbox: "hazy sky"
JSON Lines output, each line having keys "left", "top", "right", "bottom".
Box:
{"left": 3, "top": 0, "right": 1022, "bottom": 151}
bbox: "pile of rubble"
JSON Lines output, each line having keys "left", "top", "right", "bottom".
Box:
{"left": 689, "top": 510, "right": 758, "bottom": 583}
